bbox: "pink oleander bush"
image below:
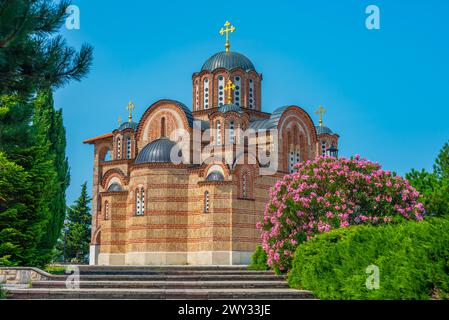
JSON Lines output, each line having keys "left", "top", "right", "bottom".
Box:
{"left": 257, "top": 155, "right": 425, "bottom": 272}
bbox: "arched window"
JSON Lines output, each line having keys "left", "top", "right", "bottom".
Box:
{"left": 216, "top": 120, "right": 221, "bottom": 145}
{"left": 104, "top": 149, "right": 111, "bottom": 162}
{"left": 116, "top": 137, "right": 122, "bottom": 160}
{"left": 229, "top": 120, "right": 235, "bottom": 144}
{"left": 204, "top": 191, "right": 210, "bottom": 213}
{"left": 135, "top": 188, "right": 141, "bottom": 216}
{"left": 104, "top": 201, "right": 110, "bottom": 220}
{"left": 161, "top": 117, "right": 166, "bottom": 137}
{"left": 203, "top": 78, "right": 210, "bottom": 109}
{"left": 126, "top": 137, "right": 132, "bottom": 159}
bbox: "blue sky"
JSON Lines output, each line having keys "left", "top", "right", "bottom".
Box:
{"left": 54, "top": 0, "right": 449, "bottom": 204}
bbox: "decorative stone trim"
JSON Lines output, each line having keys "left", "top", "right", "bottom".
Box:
{"left": 197, "top": 180, "right": 233, "bottom": 186}
{"left": 100, "top": 168, "right": 129, "bottom": 188}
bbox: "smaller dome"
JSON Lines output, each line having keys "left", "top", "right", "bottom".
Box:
{"left": 118, "top": 121, "right": 138, "bottom": 131}
{"left": 218, "top": 104, "right": 243, "bottom": 114}
{"left": 135, "top": 138, "right": 178, "bottom": 164}
{"left": 107, "top": 183, "right": 123, "bottom": 192}
{"left": 316, "top": 125, "right": 334, "bottom": 135}
{"left": 206, "top": 171, "right": 225, "bottom": 181}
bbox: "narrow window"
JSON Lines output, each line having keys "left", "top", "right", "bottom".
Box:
{"left": 161, "top": 117, "right": 166, "bottom": 137}
{"left": 233, "top": 76, "right": 241, "bottom": 106}
{"left": 117, "top": 137, "right": 122, "bottom": 160}
{"left": 126, "top": 137, "right": 132, "bottom": 159}
{"left": 195, "top": 80, "right": 200, "bottom": 111}
{"left": 203, "top": 78, "right": 209, "bottom": 109}
{"left": 288, "top": 150, "right": 295, "bottom": 173}
{"left": 141, "top": 188, "right": 145, "bottom": 215}
{"left": 216, "top": 120, "right": 221, "bottom": 145}
{"left": 229, "top": 120, "right": 235, "bottom": 144}
{"left": 105, "top": 201, "right": 110, "bottom": 220}
{"left": 135, "top": 188, "right": 141, "bottom": 215}
{"left": 242, "top": 174, "right": 248, "bottom": 198}
{"left": 218, "top": 76, "right": 225, "bottom": 106}
{"left": 248, "top": 79, "right": 254, "bottom": 109}
{"left": 322, "top": 141, "right": 327, "bottom": 156}
{"left": 204, "top": 191, "right": 210, "bottom": 213}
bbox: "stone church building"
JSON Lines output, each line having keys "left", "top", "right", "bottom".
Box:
{"left": 84, "top": 23, "right": 340, "bottom": 265}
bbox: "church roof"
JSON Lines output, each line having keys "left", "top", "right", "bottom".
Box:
{"left": 218, "top": 104, "right": 244, "bottom": 114}
{"left": 118, "top": 121, "right": 138, "bottom": 131}
{"left": 249, "top": 118, "right": 277, "bottom": 130}
{"left": 316, "top": 125, "right": 334, "bottom": 135}
{"left": 201, "top": 51, "right": 256, "bottom": 72}
{"left": 135, "top": 138, "right": 177, "bottom": 164}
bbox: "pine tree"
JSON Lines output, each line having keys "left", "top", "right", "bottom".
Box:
{"left": 407, "top": 140, "right": 449, "bottom": 217}
{"left": 64, "top": 183, "right": 91, "bottom": 263}
{"left": 0, "top": 0, "right": 93, "bottom": 97}
{"left": 434, "top": 141, "right": 449, "bottom": 180}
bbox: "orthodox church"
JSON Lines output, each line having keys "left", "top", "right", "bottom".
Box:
{"left": 84, "top": 22, "right": 340, "bottom": 265}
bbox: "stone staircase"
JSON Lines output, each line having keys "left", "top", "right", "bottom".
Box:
{"left": 5, "top": 266, "right": 314, "bottom": 300}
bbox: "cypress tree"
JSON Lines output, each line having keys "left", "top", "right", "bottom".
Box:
{"left": 32, "top": 90, "right": 70, "bottom": 259}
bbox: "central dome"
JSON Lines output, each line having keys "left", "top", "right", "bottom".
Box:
{"left": 201, "top": 51, "right": 256, "bottom": 72}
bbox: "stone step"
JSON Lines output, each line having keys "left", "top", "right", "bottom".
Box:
{"left": 6, "top": 288, "right": 314, "bottom": 300}
{"left": 53, "top": 274, "right": 284, "bottom": 282}
{"left": 76, "top": 265, "right": 250, "bottom": 272}
{"left": 32, "top": 280, "right": 289, "bottom": 289}
{"left": 75, "top": 270, "right": 275, "bottom": 276}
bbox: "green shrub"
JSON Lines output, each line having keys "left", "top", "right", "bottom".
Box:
{"left": 248, "top": 246, "right": 269, "bottom": 270}
{"left": 44, "top": 265, "right": 67, "bottom": 275}
{"left": 288, "top": 218, "right": 449, "bottom": 300}
{"left": 0, "top": 285, "right": 5, "bottom": 299}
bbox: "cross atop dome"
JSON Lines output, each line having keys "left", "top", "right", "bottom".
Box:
{"left": 220, "top": 21, "right": 235, "bottom": 52}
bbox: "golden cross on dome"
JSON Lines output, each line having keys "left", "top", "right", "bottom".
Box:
{"left": 224, "top": 79, "right": 236, "bottom": 104}
{"left": 220, "top": 21, "right": 235, "bottom": 52}
{"left": 127, "top": 100, "right": 135, "bottom": 122}
{"left": 315, "top": 105, "right": 327, "bottom": 127}
{"left": 118, "top": 116, "right": 123, "bottom": 126}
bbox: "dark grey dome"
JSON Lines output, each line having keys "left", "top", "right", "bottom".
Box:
{"left": 316, "top": 126, "right": 334, "bottom": 135}
{"left": 218, "top": 104, "right": 243, "bottom": 113}
{"left": 107, "top": 183, "right": 122, "bottom": 192}
{"left": 201, "top": 51, "right": 256, "bottom": 72}
{"left": 135, "top": 138, "right": 177, "bottom": 164}
{"left": 118, "top": 121, "right": 138, "bottom": 131}
{"left": 206, "top": 171, "right": 225, "bottom": 181}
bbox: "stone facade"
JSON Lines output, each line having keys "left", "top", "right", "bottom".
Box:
{"left": 84, "top": 49, "right": 340, "bottom": 266}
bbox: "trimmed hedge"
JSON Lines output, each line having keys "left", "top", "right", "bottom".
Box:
{"left": 248, "top": 245, "right": 269, "bottom": 271}
{"left": 288, "top": 218, "right": 449, "bottom": 300}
